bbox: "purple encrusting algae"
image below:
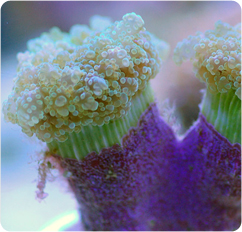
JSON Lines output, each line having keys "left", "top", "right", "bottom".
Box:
{"left": 52, "top": 103, "right": 241, "bottom": 231}
{"left": 52, "top": 103, "right": 176, "bottom": 230}
{"left": 155, "top": 113, "right": 241, "bottom": 230}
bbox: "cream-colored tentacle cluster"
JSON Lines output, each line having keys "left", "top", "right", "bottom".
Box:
{"left": 173, "top": 21, "right": 241, "bottom": 99}
{"left": 3, "top": 13, "right": 169, "bottom": 143}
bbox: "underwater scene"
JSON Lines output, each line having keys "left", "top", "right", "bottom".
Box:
{"left": 1, "top": 1, "right": 241, "bottom": 231}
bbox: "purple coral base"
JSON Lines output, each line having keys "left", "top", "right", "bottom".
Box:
{"left": 52, "top": 103, "right": 241, "bottom": 231}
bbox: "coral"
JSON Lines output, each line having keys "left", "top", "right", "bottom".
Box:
{"left": 2, "top": 12, "right": 169, "bottom": 143}
{"left": 173, "top": 21, "right": 241, "bottom": 99}
{"left": 2, "top": 12, "right": 241, "bottom": 231}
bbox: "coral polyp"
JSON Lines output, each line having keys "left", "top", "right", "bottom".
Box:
{"left": 174, "top": 20, "right": 241, "bottom": 99}
{"left": 174, "top": 21, "right": 241, "bottom": 144}
{"left": 2, "top": 12, "right": 169, "bottom": 144}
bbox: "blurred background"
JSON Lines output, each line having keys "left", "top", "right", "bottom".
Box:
{"left": 1, "top": 1, "right": 241, "bottom": 231}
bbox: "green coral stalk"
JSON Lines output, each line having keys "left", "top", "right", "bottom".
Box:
{"left": 201, "top": 88, "right": 241, "bottom": 143}
{"left": 47, "top": 83, "right": 154, "bottom": 159}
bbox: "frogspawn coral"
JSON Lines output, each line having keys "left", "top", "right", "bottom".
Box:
{"left": 173, "top": 21, "right": 241, "bottom": 144}
{"left": 2, "top": 12, "right": 169, "bottom": 145}
{"left": 2, "top": 13, "right": 241, "bottom": 231}
{"left": 174, "top": 20, "right": 241, "bottom": 99}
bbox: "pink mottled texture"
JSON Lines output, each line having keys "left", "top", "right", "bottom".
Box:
{"left": 52, "top": 104, "right": 240, "bottom": 231}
